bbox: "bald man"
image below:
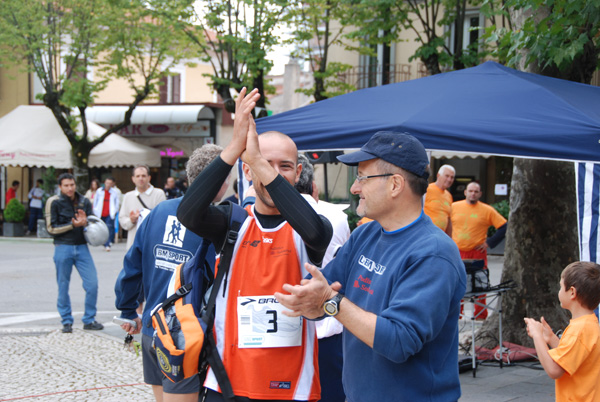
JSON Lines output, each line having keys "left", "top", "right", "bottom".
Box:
{"left": 452, "top": 181, "right": 507, "bottom": 319}
{"left": 177, "top": 88, "right": 333, "bottom": 402}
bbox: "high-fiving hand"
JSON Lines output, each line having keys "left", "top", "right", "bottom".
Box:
{"left": 222, "top": 88, "right": 261, "bottom": 165}
{"left": 241, "top": 117, "right": 261, "bottom": 166}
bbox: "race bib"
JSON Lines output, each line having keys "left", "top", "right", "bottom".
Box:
{"left": 237, "top": 295, "right": 303, "bottom": 348}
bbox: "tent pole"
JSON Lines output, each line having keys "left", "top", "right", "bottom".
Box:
{"left": 323, "top": 164, "right": 329, "bottom": 202}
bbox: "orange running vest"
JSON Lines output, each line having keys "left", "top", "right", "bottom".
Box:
{"left": 204, "top": 206, "right": 320, "bottom": 401}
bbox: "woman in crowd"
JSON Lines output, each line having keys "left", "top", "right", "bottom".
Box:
{"left": 85, "top": 179, "right": 100, "bottom": 202}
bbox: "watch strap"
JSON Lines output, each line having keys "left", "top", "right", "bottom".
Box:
{"left": 324, "top": 292, "right": 344, "bottom": 316}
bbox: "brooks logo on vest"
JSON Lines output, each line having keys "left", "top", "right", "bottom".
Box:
{"left": 243, "top": 240, "right": 261, "bottom": 247}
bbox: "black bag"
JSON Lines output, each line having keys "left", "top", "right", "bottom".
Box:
{"left": 463, "top": 259, "right": 489, "bottom": 293}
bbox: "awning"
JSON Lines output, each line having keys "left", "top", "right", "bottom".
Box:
{"left": 318, "top": 149, "right": 491, "bottom": 162}
{"left": 430, "top": 150, "right": 491, "bottom": 159}
{"left": 85, "top": 105, "right": 215, "bottom": 125}
{"left": 0, "top": 105, "right": 160, "bottom": 168}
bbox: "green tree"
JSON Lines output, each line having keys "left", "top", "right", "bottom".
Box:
{"left": 287, "top": 0, "right": 367, "bottom": 101}
{"left": 348, "top": 0, "right": 506, "bottom": 75}
{"left": 478, "top": 0, "right": 600, "bottom": 348}
{"left": 180, "top": 0, "right": 289, "bottom": 111}
{"left": 0, "top": 0, "right": 191, "bottom": 188}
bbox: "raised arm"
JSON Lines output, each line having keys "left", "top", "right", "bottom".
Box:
{"left": 266, "top": 176, "right": 333, "bottom": 263}
{"left": 241, "top": 115, "right": 332, "bottom": 263}
{"left": 178, "top": 87, "right": 261, "bottom": 243}
{"left": 177, "top": 157, "right": 233, "bottom": 245}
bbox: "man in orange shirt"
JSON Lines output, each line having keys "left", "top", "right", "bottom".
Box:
{"left": 424, "top": 165, "right": 455, "bottom": 236}
{"left": 451, "top": 181, "right": 507, "bottom": 319}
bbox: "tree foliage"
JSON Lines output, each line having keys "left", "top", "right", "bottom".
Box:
{"left": 487, "top": 0, "right": 600, "bottom": 83}
{"left": 0, "top": 0, "right": 191, "bottom": 186}
{"left": 180, "top": 0, "right": 289, "bottom": 111}
{"left": 347, "top": 0, "right": 501, "bottom": 75}
{"left": 287, "top": 0, "right": 368, "bottom": 101}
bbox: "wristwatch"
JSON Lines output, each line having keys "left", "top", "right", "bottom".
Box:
{"left": 323, "top": 293, "right": 344, "bottom": 317}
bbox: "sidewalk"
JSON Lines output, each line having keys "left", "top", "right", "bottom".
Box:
{"left": 0, "top": 327, "right": 554, "bottom": 402}
{"left": 0, "top": 328, "right": 152, "bottom": 401}
{"left": 458, "top": 255, "right": 554, "bottom": 401}
{"left": 0, "top": 239, "right": 553, "bottom": 401}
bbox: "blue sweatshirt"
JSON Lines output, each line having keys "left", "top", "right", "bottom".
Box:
{"left": 323, "top": 213, "right": 466, "bottom": 402}
{"left": 115, "top": 198, "right": 212, "bottom": 337}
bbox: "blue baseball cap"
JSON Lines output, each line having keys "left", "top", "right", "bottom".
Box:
{"left": 337, "top": 131, "right": 429, "bottom": 179}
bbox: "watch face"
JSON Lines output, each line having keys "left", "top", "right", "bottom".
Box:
{"left": 324, "top": 302, "right": 337, "bottom": 316}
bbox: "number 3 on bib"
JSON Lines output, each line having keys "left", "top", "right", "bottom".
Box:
{"left": 237, "top": 295, "right": 303, "bottom": 348}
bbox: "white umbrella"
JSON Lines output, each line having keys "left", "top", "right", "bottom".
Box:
{"left": 88, "top": 132, "right": 160, "bottom": 168}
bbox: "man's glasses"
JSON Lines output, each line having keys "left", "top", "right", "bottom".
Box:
{"left": 355, "top": 173, "right": 394, "bottom": 183}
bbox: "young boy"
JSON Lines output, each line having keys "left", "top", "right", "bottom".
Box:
{"left": 524, "top": 261, "right": 600, "bottom": 402}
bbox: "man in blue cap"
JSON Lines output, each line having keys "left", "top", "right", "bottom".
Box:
{"left": 276, "top": 131, "right": 466, "bottom": 402}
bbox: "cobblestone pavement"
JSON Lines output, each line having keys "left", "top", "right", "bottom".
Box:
{"left": 0, "top": 329, "right": 153, "bottom": 402}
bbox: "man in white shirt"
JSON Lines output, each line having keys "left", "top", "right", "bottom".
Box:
{"left": 119, "top": 165, "right": 166, "bottom": 250}
{"left": 27, "top": 179, "right": 45, "bottom": 235}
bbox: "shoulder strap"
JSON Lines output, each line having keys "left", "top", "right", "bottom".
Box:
{"left": 201, "top": 201, "right": 247, "bottom": 402}
{"left": 158, "top": 240, "right": 212, "bottom": 312}
{"left": 201, "top": 201, "right": 247, "bottom": 324}
{"left": 137, "top": 194, "right": 149, "bottom": 209}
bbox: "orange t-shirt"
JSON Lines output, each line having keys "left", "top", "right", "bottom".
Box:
{"left": 549, "top": 314, "right": 600, "bottom": 402}
{"left": 451, "top": 200, "right": 506, "bottom": 251}
{"left": 205, "top": 206, "right": 320, "bottom": 401}
{"left": 356, "top": 217, "right": 373, "bottom": 226}
{"left": 424, "top": 183, "right": 452, "bottom": 231}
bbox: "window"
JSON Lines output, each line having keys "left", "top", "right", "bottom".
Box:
{"left": 449, "top": 10, "right": 482, "bottom": 53}
{"left": 159, "top": 73, "right": 181, "bottom": 104}
{"left": 358, "top": 30, "right": 395, "bottom": 89}
{"left": 30, "top": 57, "right": 91, "bottom": 104}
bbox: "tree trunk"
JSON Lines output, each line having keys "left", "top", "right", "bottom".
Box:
{"left": 478, "top": 159, "right": 576, "bottom": 348}
{"left": 422, "top": 52, "right": 442, "bottom": 75}
{"left": 478, "top": 4, "right": 584, "bottom": 348}
{"left": 314, "top": 76, "right": 327, "bottom": 102}
{"left": 452, "top": 0, "right": 466, "bottom": 71}
{"left": 253, "top": 69, "right": 266, "bottom": 109}
{"left": 71, "top": 143, "right": 92, "bottom": 193}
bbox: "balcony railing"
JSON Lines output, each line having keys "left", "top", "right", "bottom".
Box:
{"left": 336, "top": 63, "right": 430, "bottom": 93}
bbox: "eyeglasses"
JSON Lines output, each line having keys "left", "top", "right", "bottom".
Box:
{"left": 355, "top": 173, "right": 394, "bottom": 183}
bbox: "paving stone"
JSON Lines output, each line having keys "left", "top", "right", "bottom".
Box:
{"left": 0, "top": 329, "right": 153, "bottom": 401}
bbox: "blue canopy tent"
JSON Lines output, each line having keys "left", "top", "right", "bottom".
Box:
{"left": 255, "top": 61, "right": 600, "bottom": 267}
{"left": 256, "top": 61, "right": 600, "bottom": 163}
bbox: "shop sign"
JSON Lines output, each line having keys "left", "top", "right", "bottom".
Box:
{"left": 105, "top": 122, "right": 211, "bottom": 137}
{"left": 160, "top": 148, "right": 185, "bottom": 158}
